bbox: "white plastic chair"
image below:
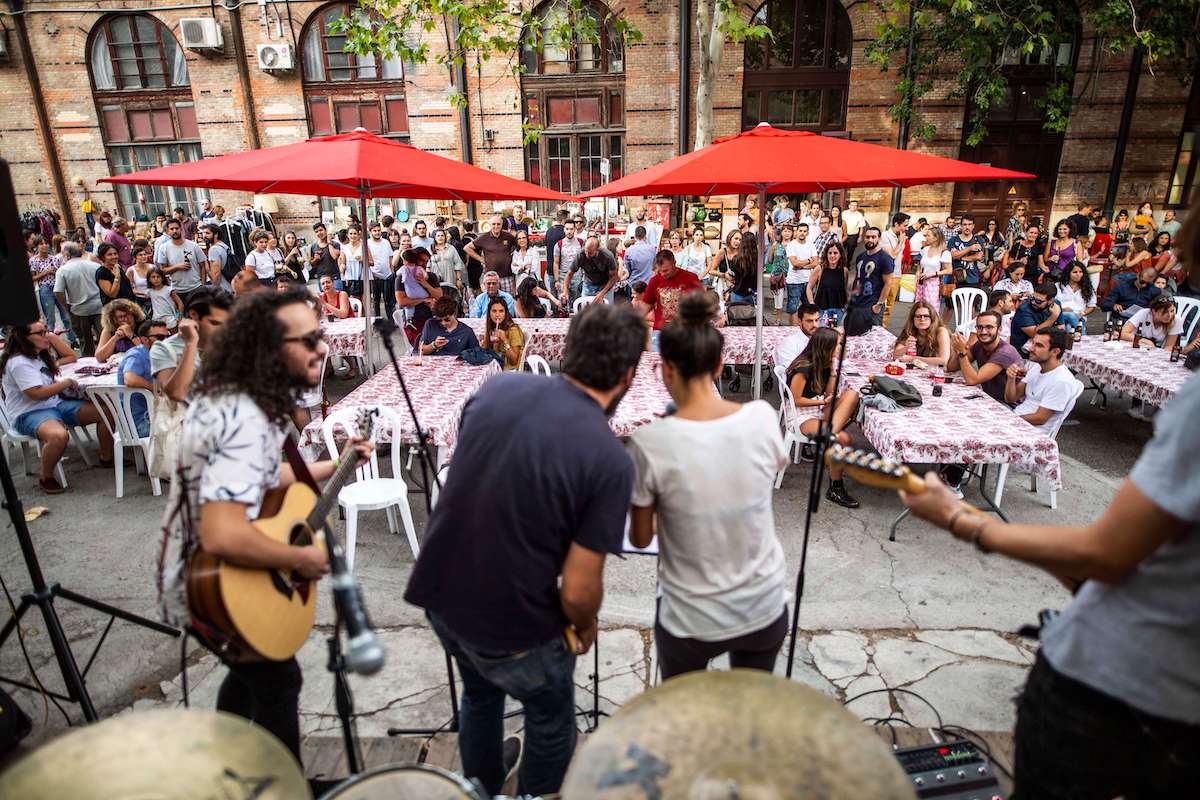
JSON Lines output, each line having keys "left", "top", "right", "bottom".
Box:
{"left": 0, "top": 400, "right": 68, "bottom": 488}
{"left": 86, "top": 385, "right": 161, "bottom": 498}
{"left": 526, "top": 354, "right": 553, "bottom": 376}
{"left": 573, "top": 296, "right": 609, "bottom": 314}
{"left": 349, "top": 297, "right": 363, "bottom": 317}
{"left": 300, "top": 352, "right": 331, "bottom": 421}
{"left": 773, "top": 365, "right": 813, "bottom": 489}
{"left": 951, "top": 288, "right": 988, "bottom": 332}
{"left": 992, "top": 378, "right": 1084, "bottom": 510}
{"left": 321, "top": 405, "right": 418, "bottom": 568}
{"left": 1174, "top": 296, "right": 1200, "bottom": 346}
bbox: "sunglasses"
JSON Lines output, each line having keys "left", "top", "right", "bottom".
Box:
{"left": 283, "top": 330, "right": 325, "bottom": 352}
{"left": 914, "top": 314, "right": 933, "bottom": 320}
{"left": 149, "top": 333, "right": 170, "bottom": 341}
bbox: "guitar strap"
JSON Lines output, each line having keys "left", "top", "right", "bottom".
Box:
{"left": 283, "top": 435, "right": 321, "bottom": 495}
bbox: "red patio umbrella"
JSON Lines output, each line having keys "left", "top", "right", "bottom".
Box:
{"left": 585, "top": 123, "right": 1035, "bottom": 396}
{"left": 101, "top": 129, "right": 571, "bottom": 369}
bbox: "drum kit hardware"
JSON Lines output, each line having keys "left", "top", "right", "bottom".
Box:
{"left": 1, "top": 671, "right": 921, "bottom": 800}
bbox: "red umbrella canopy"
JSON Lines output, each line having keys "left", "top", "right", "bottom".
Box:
{"left": 584, "top": 123, "right": 1034, "bottom": 197}
{"left": 100, "top": 128, "right": 571, "bottom": 202}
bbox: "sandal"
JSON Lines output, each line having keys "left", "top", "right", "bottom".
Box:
{"left": 39, "top": 476, "right": 65, "bottom": 494}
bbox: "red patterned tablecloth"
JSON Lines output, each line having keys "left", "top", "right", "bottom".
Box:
{"left": 782, "top": 358, "right": 1063, "bottom": 489}
{"left": 298, "top": 357, "right": 500, "bottom": 457}
{"left": 721, "top": 325, "right": 897, "bottom": 365}
{"left": 1064, "top": 337, "right": 1190, "bottom": 408}
{"left": 321, "top": 317, "right": 375, "bottom": 358}
{"left": 463, "top": 317, "right": 572, "bottom": 361}
{"left": 462, "top": 318, "right": 897, "bottom": 366}
{"left": 610, "top": 352, "right": 673, "bottom": 438}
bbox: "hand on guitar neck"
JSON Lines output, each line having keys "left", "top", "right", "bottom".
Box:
{"left": 824, "top": 444, "right": 982, "bottom": 522}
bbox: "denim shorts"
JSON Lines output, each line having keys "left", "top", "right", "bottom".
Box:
{"left": 15, "top": 399, "right": 84, "bottom": 438}
{"left": 786, "top": 283, "right": 806, "bottom": 314}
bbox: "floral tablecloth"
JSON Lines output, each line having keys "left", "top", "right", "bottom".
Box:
{"left": 610, "top": 352, "right": 674, "bottom": 439}
{"left": 782, "top": 358, "right": 1063, "bottom": 489}
{"left": 321, "top": 317, "right": 376, "bottom": 358}
{"left": 1064, "top": 337, "right": 1190, "bottom": 408}
{"left": 298, "top": 357, "right": 500, "bottom": 458}
{"left": 463, "top": 317, "right": 572, "bottom": 362}
{"left": 721, "top": 325, "right": 896, "bottom": 365}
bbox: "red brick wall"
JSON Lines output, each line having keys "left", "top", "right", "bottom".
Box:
{"left": 0, "top": 0, "right": 1187, "bottom": 234}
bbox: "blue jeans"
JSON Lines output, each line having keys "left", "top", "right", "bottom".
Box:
{"left": 428, "top": 612, "right": 577, "bottom": 797}
{"left": 730, "top": 291, "right": 756, "bottom": 305}
{"left": 15, "top": 399, "right": 84, "bottom": 437}
{"left": 581, "top": 282, "right": 615, "bottom": 303}
{"left": 1058, "top": 311, "right": 1083, "bottom": 332}
{"left": 37, "top": 285, "right": 75, "bottom": 345}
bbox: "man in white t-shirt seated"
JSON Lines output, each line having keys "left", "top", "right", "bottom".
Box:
{"left": 773, "top": 303, "right": 820, "bottom": 372}
{"left": 1121, "top": 294, "right": 1184, "bottom": 350}
{"left": 1004, "top": 329, "right": 1083, "bottom": 433}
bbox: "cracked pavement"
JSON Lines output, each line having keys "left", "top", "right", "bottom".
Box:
{"left": 1, "top": 330, "right": 1142, "bottom": 749}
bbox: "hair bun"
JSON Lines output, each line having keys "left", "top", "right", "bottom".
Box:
{"left": 676, "top": 291, "right": 716, "bottom": 327}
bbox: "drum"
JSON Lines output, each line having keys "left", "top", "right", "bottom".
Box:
{"left": 318, "top": 763, "right": 485, "bottom": 800}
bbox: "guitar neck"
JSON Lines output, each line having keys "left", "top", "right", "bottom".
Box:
{"left": 305, "top": 443, "right": 366, "bottom": 532}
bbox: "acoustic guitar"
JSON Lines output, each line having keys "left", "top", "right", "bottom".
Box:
{"left": 824, "top": 444, "right": 979, "bottom": 514}
{"left": 186, "top": 409, "right": 375, "bottom": 661}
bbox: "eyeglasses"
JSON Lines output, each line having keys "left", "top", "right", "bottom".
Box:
{"left": 283, "top": 330, "right": 325, "bottom": 351}
{"left": 913, "top": 314, "right": 932, "bottom": 320}
{"left": 27, "top": 327, "right": 48, "bottom": 336}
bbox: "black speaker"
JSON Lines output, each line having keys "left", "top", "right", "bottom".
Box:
{"left": 0, "top": 159, "right": 38, "bottom": 327}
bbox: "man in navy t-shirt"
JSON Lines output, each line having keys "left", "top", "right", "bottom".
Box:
{"left": 850, "top": 226, "right": 895, "bottom": 325}
{"left": 418, "top": 296, "right": 479, "bottom": 357}
{"left": 405, "top": 303, "right": 648, "bottom": 798}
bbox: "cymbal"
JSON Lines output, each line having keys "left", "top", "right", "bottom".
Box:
{"left": 562, "top": 670, "right": 916, "bottom": 799}
{"left": 0, "top": 708, "right": 311, "bottom": 800}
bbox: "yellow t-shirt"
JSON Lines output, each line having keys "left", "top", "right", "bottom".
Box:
{"left": 483, "top": 324, "right": 525, "bottom": 369}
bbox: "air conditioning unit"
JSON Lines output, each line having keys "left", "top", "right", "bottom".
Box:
{"left": 257, "top": 43, "right": 295, "bottom": 72}
{"left": 179, "top": 18, "right": 224, "bottom": 51}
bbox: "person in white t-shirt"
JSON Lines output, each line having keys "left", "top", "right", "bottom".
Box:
{"left": 629, "top": 292, "right": 788, "bottom": 679}
{"left": 1005, "top": 329, "right": 1082, "bottom": 433}
{"left": 244, "top": 230, "right": 277, "bottom": 283}
{"left": 915, "top": 226, "right": 952, "bottom": 312}
{"left": 1121, "top": 294, "right": 1184, "bottom": 350}
{"left": 841, "top": 199, "right": 866, "bottom": 255}
{"left": 629, "top": 207, "right": 662, "bottom": 250}
{"left": 784, "top": 222, "right": 816, "bottom": 324}
{"left": 773, "top": 303, "right": 820, "bottom": 375}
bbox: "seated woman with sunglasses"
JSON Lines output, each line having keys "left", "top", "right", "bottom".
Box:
{"left": 418, "top": 296, "right": 480, "bottom": 357}
{"left": 0, "top": 323, "right": 113, "bottom": 493}
{"left": 891, "top": 300, "right": 952, "bottom": 367}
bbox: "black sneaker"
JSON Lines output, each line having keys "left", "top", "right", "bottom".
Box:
{"left": 502, "top": 733, "right": 524, "bottom": 792}
{"left": 800, "top": 444, "right": 815, "bottom": 462}
{"left": 826, "top": 483, "right": 860, "bottom": 509}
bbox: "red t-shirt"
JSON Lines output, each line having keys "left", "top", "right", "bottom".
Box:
{"left": 644, "top": 268, "right": 703, "bottom": 330}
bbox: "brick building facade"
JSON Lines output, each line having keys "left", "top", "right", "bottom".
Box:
{"left": 0, "top": 0, "right": 1193, "bottom": 235}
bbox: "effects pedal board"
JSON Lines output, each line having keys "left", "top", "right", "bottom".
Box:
{"left": 893, "top": 739, "right": 1006, "bottom": 799}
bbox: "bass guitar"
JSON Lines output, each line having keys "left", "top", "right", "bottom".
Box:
{"left": 186, "top": 409, "right": 375, "bottom": 661}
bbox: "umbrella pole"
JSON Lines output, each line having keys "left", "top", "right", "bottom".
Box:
{"left": 359, "top": 192, "right": 375, "bottom": 375}
{"left": 752, "top": 186, "right": 768, "bottom": 399}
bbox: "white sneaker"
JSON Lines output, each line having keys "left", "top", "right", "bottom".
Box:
{"left": 949, "top": 484, "right": 964, "bottom": 499}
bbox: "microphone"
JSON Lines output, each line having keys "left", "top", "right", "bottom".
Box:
{"left": 373, "top": 316, "right": 399, "bottom": 336}
{"left": 326, "top": 537, "right": 385, "bottom": 675}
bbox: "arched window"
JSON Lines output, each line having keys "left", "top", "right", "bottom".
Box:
{"left": 742, "top": 0, "right": 852, "bottom": 131}
{"left": 89, "top": 14, "right": 206, "bottom": 220}
{"left": 300, "top": 3, "right": 410, "bottom": 138}
{"left": 521, "top": 1, "right": 625, "bottom": 195}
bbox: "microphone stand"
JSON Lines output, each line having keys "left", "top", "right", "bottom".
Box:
{"left": 373, "top": 319, "right": 461, "bottom": 737}
{"left": 785, "top": 297, "right": 855, "bottom": 678}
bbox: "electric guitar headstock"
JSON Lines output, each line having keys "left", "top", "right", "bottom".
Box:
{"left": 824, "top": 444, "right": 927, "bottom": 494}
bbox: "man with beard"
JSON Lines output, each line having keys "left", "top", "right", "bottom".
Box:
{"left": 405, "top": 303, "right": 647, "bottom": 798}
{"left": 157, "top": 289, "right": 370, "bottom": 768}
{"left": 946, "top": 309, "right": 1022, "bottom": 402}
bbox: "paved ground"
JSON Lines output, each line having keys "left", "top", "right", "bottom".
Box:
{"left": 0, "top": 300, "right": 1149, "bottom": 769}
